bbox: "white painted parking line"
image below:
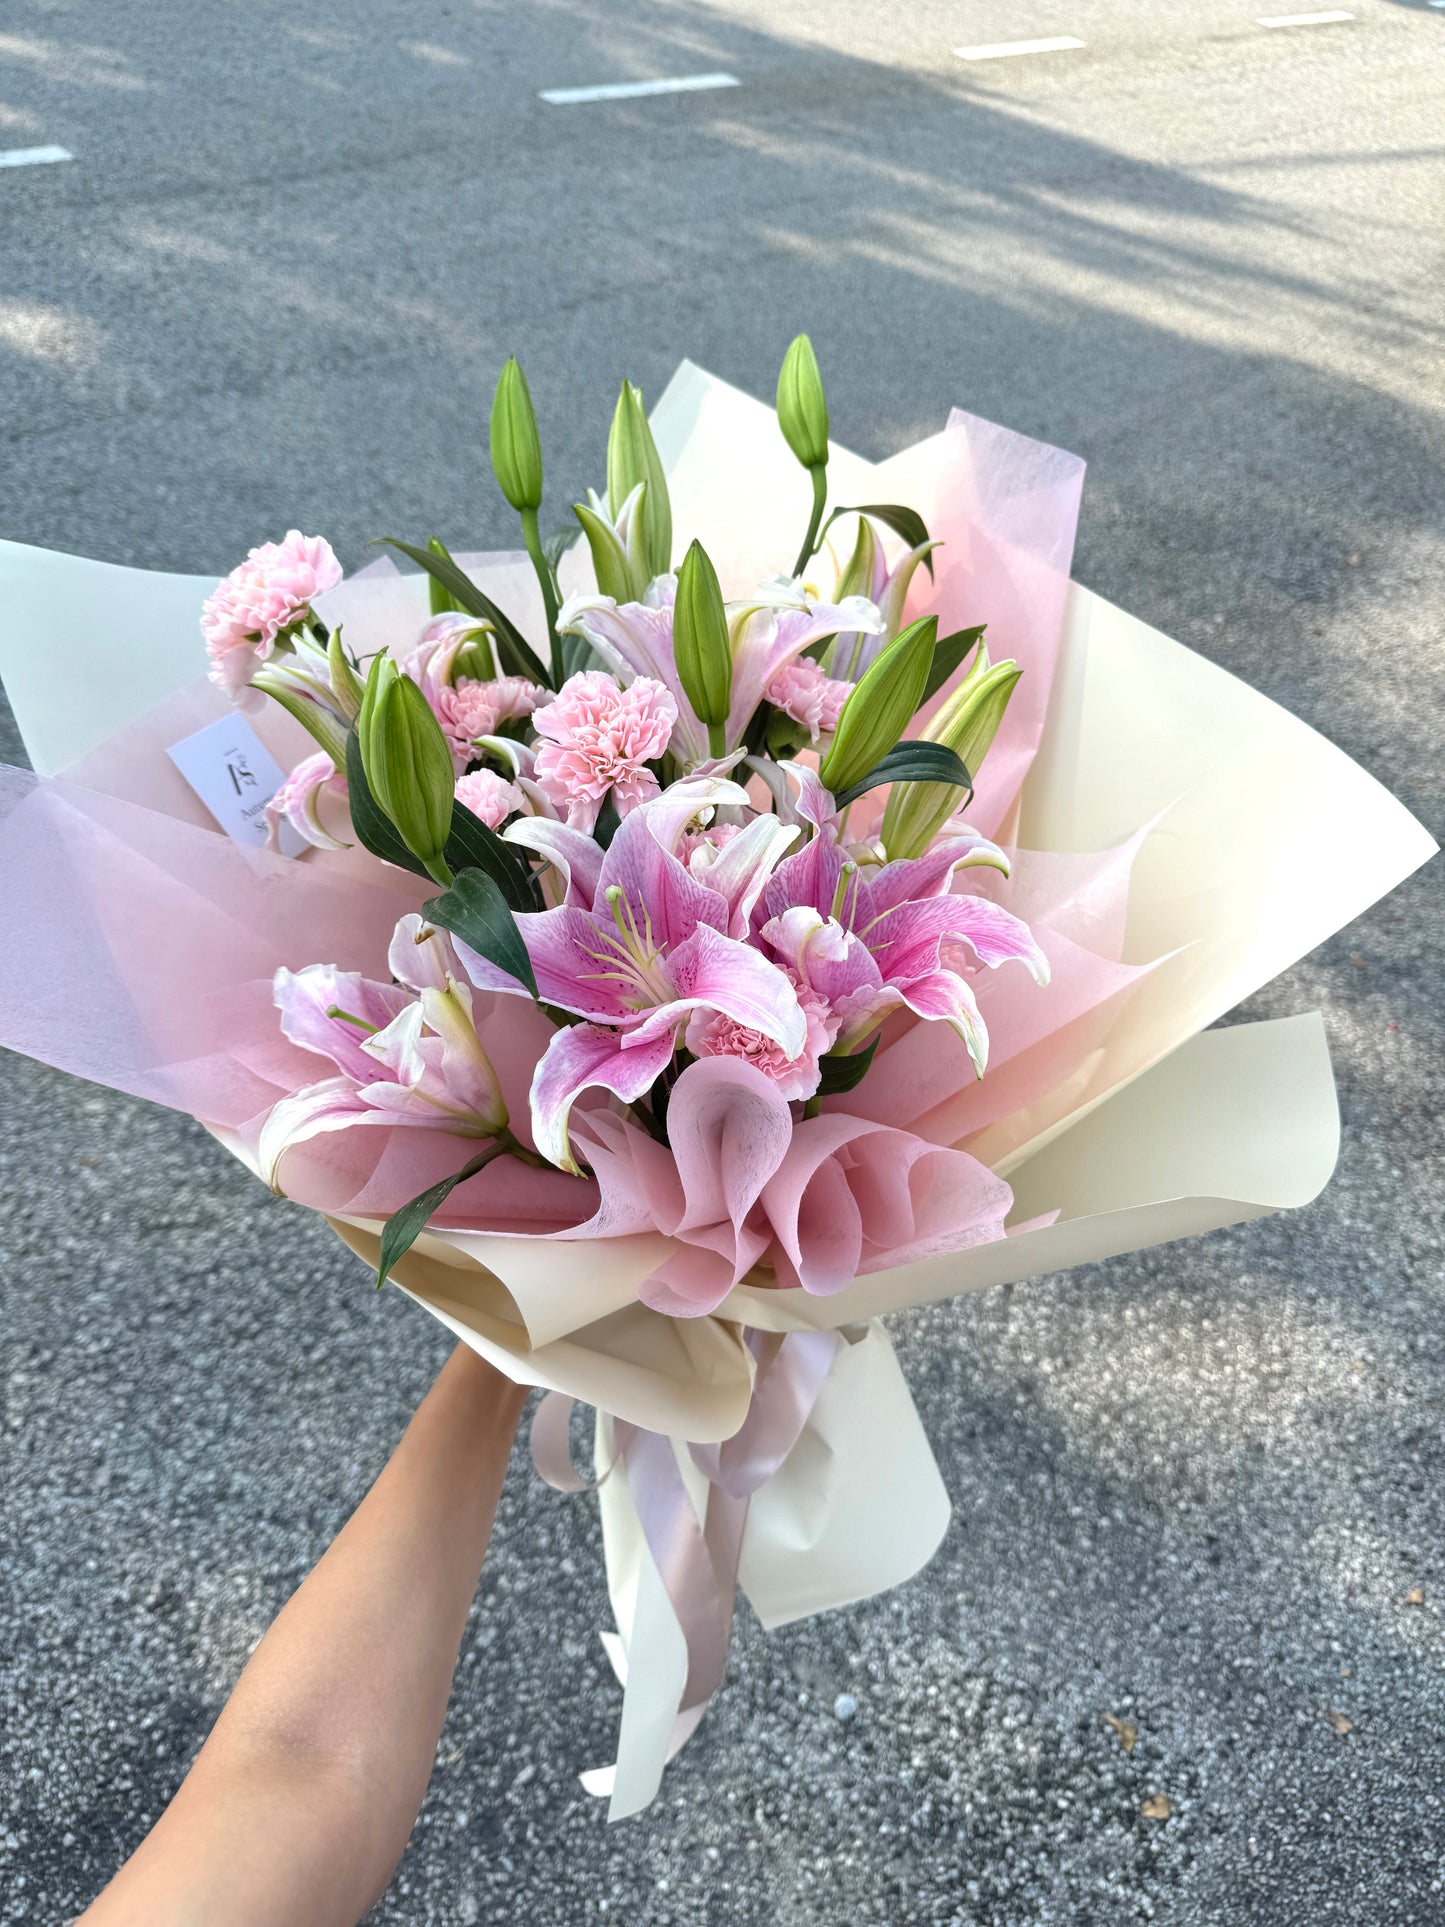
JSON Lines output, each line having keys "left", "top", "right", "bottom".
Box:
{"left": 954, "top": 35, "right": 1086, "bottom": 60}
{"left": 0, "top": 145, "right": 73, "bottom": 169}
{"left": 540, "top": 73, "right": 739, "bottom": 105}
{"left": 1256, "top": 9, "right": 1354, "bottom": 24}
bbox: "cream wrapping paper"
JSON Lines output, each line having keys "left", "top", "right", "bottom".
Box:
{"left": 0, "top": 364, "right": 1434, "bottom": 1817}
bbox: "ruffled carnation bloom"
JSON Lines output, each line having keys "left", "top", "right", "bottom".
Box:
{"left": 435, "top": 675, "right": 544, "bottom": 765}
{"left": 531, "top": 670, "right": 677, "bottom": 830}
{"left": 685, "top": 975, "right": 835, "bottom": 1102}
{"left": 765, "top": 657, "right": 852, "bottom": 743}
{"left": 202, "top": 531, "right": 341, "bottom": 696}
{"left": 454, "top": 768, "right": 525, "bottom": 830}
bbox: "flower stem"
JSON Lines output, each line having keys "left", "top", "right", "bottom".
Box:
{"left": 496, "top": 1125, "right": 547, "bottom": 1170}
{"left": 791, "top": 464, "right": 829, "bottom": 580}
{"left": 707, "top": 719, "right": 728, "bottom": 760}
{"left": 521, "top": 504, "right": 564, "bottom": 688}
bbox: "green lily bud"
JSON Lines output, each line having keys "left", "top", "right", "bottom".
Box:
{"left": 818, "top": 614, "right": 936, "bottom": 799}
{"left": 777, "top": 334, "right": 830, "bottom": 471}
{"left": 880, "top": 644, "right": 1022, "bottom": 860}
{"left": 358, "top": 654, "right": 456, "bottom": 881}
{"left": 834, "top": 514, "right": 878, "bottom": 602}
{"left": 574, "top": 494, "right": 647, "bottom": 604}
{"left": 489, "top": 358, "right": 544, "bottom": 513}
{"left": 607, "top": 383, "right": 672, "bottom": 581}
{"left": 673, "top": 540, "right": 733, "bottom": 751}
{"left": 325, "top": 627, "right": 365, "bottom": 723}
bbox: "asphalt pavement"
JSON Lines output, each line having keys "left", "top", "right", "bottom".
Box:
{"left": 2, "top": 2, "right": 1442, "bottom": 1921}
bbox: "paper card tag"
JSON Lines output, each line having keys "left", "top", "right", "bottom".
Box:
{"left": 165, "top": 714, "right": 302, "bottom": 853}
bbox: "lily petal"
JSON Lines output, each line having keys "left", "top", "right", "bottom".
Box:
{"left": 504, "top": 817, "right": 606, "bottom": 909}
{"left": 864, "top": 893, "right": 1051, "bottom": 985}
{"left": 389, "top": 913, "right": 463, "bottom": 994}
{"left": 274, "top": 964, "right": 411, "bottom": 1082}
{"left": 726, "top": 595, "right": 883, "bottom": 744}
{"left": 530, "top": 1022, "right": 676, "bottom": 1173}
{"left": 630, "top": 923, "right": 808, "bottom": 1057}
{"left": 693, "top": 813, "right": 799, "bottom": 938}
{"left": 264, "top": 750, "right": 349, "bottom": 853}
{"left": 258, "top": 1076, "right": 387, "bottom": 1190}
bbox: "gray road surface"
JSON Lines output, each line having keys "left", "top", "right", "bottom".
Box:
{"left": 2, "top": 2, "right": 1442, "bottom": 1921}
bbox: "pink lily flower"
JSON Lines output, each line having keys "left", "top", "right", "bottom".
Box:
{"left": 264, "top": 750, "right": 349, "bottom": 853}
{"left": 757, "top": 819, "right": 1048, "bottom": 1076}
{"left": 455, "top": 796, "right": 808, "bottom": 1172}
{"left": 556, "top": 578, "right": 883, "bottom": 765}
{"left": 259, "top": 916, "right": 508, "bottom": 1190}
{"left": 401, "top": 612, "right": 501, "bottom": 710}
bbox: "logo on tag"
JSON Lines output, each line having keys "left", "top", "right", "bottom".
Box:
{"left": 166, "top": 714, "right": 305, "bottom": 854}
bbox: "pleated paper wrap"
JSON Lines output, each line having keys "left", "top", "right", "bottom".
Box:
{"left": 0, "top": 366, "right": 1433, "bottom": 1816}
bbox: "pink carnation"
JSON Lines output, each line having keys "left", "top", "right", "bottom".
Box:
{"left": 531, "top": 670, "right": 677, "bottom": 831}
{"left": 202, "top": 531, "right": 341, "bottom": 695}
{"left": 454, "top": 768, "right": 525, "bottom": 830}
{"left": 765, "top": 656, "right": 852, "bottom": 743}
{"left": 685, "top": 978, "right": 835, "bottom": 1104}
{"left": 435, "top": 675, "right": 545, "bottom": 765}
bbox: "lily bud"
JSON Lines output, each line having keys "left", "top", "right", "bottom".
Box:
{"left": 777, "top": 334, "right": 830, "bottom": 471}
{"left": 358, "top": 654, "right": 456, "bottom": 876}
{"left": 326, "top": 628, "right": 365, "bottom": 723}
{"left": 818, "top": 614, "right": 936, "bottom": 799}
{"left": 673, "top": 539, "right": 733, "bottom": 739}
{"left": 881, "top": 644, "right": 1022, "bottom": 860}
{"left": 834, "top": 514, "right": 878, "bottom": 603}
{"left": 574, "top": 494, "right": 647, "bottom": 604}
{"left": 607, "top": 382, "right": 672, "bottom": 581}
{"left": 489, "top": 357, "right": 544, "bottom": 513}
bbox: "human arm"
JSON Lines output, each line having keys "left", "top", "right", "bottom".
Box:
{"left": 78, "top": 1342, "right": 528, "bottom": 1927}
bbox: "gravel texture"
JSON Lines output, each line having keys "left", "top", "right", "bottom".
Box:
{"left": 1, "top": 2, "right": 1441, "bottom": 1920}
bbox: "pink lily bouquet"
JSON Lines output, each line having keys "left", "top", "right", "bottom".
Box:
{"left": 234, "top": 340, "right": 1046, "bottom": 1303}
{"left": 0, "top": 347, "right": 1433, "bottom": 1817}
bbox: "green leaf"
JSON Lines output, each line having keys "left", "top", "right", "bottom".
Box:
{"left": 426, "top": 536, "right": 458, "bottom": 614}
{"left": 375, "top": 538, "right": 551, "bottom": 686}
{"left": 444, "top": 800, "right": 539, "bottom": 912}
{"left": 830, "top": 504, "right": 935, "bottom": 578}
{"left": 377, "top": 1142, "right": 509, "bottom": 1288}
{"left": 593, "top": 793, "right": 621, "bottom": 850}
{"left": 344, "top": 728, "right": 431, "bottom": 879}
{"left": 543, "top": 521, "right": 583, "bottom": 571}
{"left": 816, "top": 1035, "right": 880, "bottom": 1095}
{"left": 831, "top": 739, "right": 972, "bottom": 812}
{"left": 560, "top": 630, "right": 600, "bottom": 679}
{"left": 422, "top": 869, "right": 538, "bottom": 997}
{"left": 921, "top": 625, "right": 986, "bottom": 706}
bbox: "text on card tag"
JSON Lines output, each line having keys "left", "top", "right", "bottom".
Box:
{"left": 165, "top": 714, "right": 303, "bottom": 853}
